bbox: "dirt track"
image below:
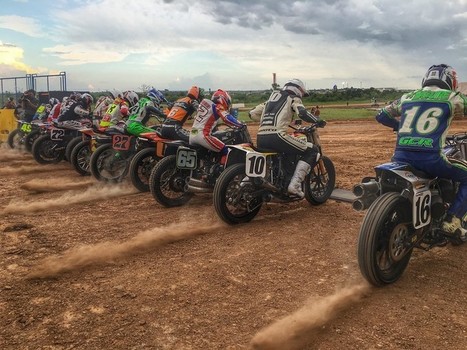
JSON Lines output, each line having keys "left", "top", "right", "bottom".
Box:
{"left": 1, "top": 119, "right": 467, "bottom": 350}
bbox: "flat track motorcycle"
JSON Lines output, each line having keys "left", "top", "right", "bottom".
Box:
{"left": 355, "top": 132, "right": 467, "bottom": 286}
{"left": 89, "top": 129, "right": 163, "bottom": 183}
{"left": 213, "top": 120, "right": 335, "bottom": 224}
{"left": 31, "top": 119, "right": 92, "bottom": 164}
{"left": 7, "top": 120, "right": 48, "bottom": 152}
{"left": 149, "top": 126, "right": 253, "bottom": 207}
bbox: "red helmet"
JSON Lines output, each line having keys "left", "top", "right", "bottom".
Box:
{"left": 211, "top": 89, "right": 231, "bottom": 109}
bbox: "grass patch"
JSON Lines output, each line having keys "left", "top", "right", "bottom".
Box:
{"left": 237, "top": 107, "right": 377, "bottom": 122}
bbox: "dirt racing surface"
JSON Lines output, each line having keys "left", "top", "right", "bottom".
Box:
{"left": 1, "top": 119, "right": 467, "bottom": 350}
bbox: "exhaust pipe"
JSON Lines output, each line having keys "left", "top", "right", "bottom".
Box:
{"left": 186, "top": 178, "right": 213, "bottom": 193}
{"left": 352, "top": 194, "right": 378, "bottom": 211}
{"left": 353, "top": 180, "right": 380, "bottom": 198}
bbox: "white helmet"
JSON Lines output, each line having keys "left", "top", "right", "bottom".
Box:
{"left": 283, "top": 79, "right": 309, "bottom": 98}
{"left": 123, "top": 90, "right": 139, "bottom": 107}
{"left": 110, "top": 89, "right": 124, "bottom": 100}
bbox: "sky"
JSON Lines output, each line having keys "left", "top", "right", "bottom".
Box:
{"left": 1, "top": 0, "right": 467, "bottom": 93}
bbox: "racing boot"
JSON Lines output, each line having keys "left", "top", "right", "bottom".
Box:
{"left": 287, "top": 160, "right": 311, "bottom": 198}
{"left": 442, "top": 215, "right": 467, "bottom": 242}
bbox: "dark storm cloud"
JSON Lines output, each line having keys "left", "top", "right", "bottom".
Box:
{"left": 197, "top": 0, "right": 467, "bottom": 50}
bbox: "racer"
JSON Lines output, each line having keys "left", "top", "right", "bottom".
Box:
{"left": 19, "top": 89, "right": 39, "bottom": 123}
{"left": 125, "top": 88, "right": 167, "bottom": 136}
{"left": 160, "top": 86, "right": 203, "bottom": 142}
{"left": 189, "top": 89, "right": 245, "bottom": 163}
{"left": 47, "top": 98, "right": 62, "bottom": 122}
{"left": 249, "top": 79, "right": 326, "bottom": 198}
{"left": 375, "top": 64, "right": 467, "bottom": 238}
{"left": 56, "top": 93, "right": 94, "bottom": 128}
{"left": 98, "top": 90, "right": 131, "bottom": 131}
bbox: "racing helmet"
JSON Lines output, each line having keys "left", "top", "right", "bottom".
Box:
{"left": 81, "top": 93, "right": 94, "bottom": 107}
{"left": 49, "top": 97, "right": 60, "bottom": 106}
{"left": 187, "top": 86, "right": 204, "bottom": 102}
{"left": 147, "top": 87, "right": 166, "bottom": 104}
{"left": 211, "top": 89, "right": 232, "bottom": 109}
{"left": 282, "top": 79, "right": 309, "bottom": 97}
{"left": 110, "top": 89, "right": 124, "bottom": 100}
{"left": 421, "top": 64, "right": 458, "bottom": 91}
{"left": 123, "top": 90, "right": 139, "bottom": 107}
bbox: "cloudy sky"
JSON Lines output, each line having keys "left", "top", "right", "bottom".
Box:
{"left": 1, "top": 0, "right": 467, "bottom": 93}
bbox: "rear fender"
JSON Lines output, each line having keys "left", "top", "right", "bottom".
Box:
{"left": 375, "top": 162, "right": 434, "bottom": 229}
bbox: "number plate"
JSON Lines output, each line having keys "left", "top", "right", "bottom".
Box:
{"left": 112, "top": 134, "right": 133, "bottom": 151}
{"left": 176, "top": 148, "right": 197, "bottom": 169}
{"left": 50, "top": 128, "right": 65, "bottom": 141}
{"left": 20, "top": 123, "right": 32, "bottom": 132}
{"left": 413, "top": 189, "right": 431, "bottom": 229}
{"left": 245, "top": 152, "right": 266, "bottom": 178}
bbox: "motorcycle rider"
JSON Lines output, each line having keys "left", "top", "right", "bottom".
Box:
{"left": 93, "top": 95, "right": 114, "bottom": 122}
{"left": 249, "top": 79, "right": 326, "bottom": 198}
{"left": 56, "top": 93, "right": 94, "bottom": 128}
{"left": 47, "top": 98, "right": 62, "bottom": 122}
{"left": 189, "top": 89, "right": 245, "bottom": 163}
{"left": 98, "top": 90, "right": 130, "bottom": 131}
{"left": 160, "top": 86, "right": 203, "bottom": 142}
{"left": 125, "top": 88, "right": 167, "bottom": 136}
{"left": 375, "top": 64, "right": 467, "bottom": 239}
{"left": 19, "top": 89, "right": 39, "bottom": 123}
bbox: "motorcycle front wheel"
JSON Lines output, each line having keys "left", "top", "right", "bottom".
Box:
{"left": 90, "top": 143, "right": 129, "bottom": 182}
{"left": 213, "top": 163, "right": 263, "bottom": 225}
{"left": 305, "top": 155, "right": 336, "bottom": 205}
{"left": 129, "top": 147, "right": 161, "bottom": 192}
{"left": 32, "top": 134, "right": 65, "bottom": 164}
{"left": 149, "top": 155, "right": 193, "bottom": 207}
{"left": 357, "top": 192, "right": 414, "bottom": 286}
{"left": 24, "top": 129, "right": 41, "bottom": 152}
{"left": 71, "top": 140, "right": 92, "bottom": 176}
{"left": 7, "top": 129, "right": 24, "bottom": 149}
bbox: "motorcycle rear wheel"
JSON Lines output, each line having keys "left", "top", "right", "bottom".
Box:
{"left": 213, "top": 163, "right": 263, "bottom": 225}
{"left": 357, "top": 192, "right": 413, "bottom": 286}
{"left": 149, "top": 155, "right": 193, "bottom": 207}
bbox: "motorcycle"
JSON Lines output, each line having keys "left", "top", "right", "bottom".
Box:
{"left": 7, "top": 119, "right": 49, "bottom": 152}
{"left": 7, "top": 120, "right": 35, "bottom": 150}
{"left": 89, "top": 128, "right": 163, "bottom": 183}
{"left": 355, "top": 132, "right": 467, "bottom": 286}
{"left": 212, "top": 120, "right": 335, "bottom": 225}
{"left": 31, "top": 119, "right": 93, "bottom": 164}
{"left": 149, "top": 126, "right": 253, "bottom": 207}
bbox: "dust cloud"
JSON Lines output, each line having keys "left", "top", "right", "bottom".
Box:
{"left": 250, "top": 283, "right": 370, "bottom": 350}
{"left": 20, "top": 178, "right": 95, "bottom": 193}
{"left": 27, "top": 221, "right": 221, "bottom": 279}
{"left": 0, "top": 164, "right": 70, "bottom": 175}
{"left": 1, "top": 183, "right": 137, "bottom": 215}
{"left": 0, "top": 148, "right": 30, "bottom": 162}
